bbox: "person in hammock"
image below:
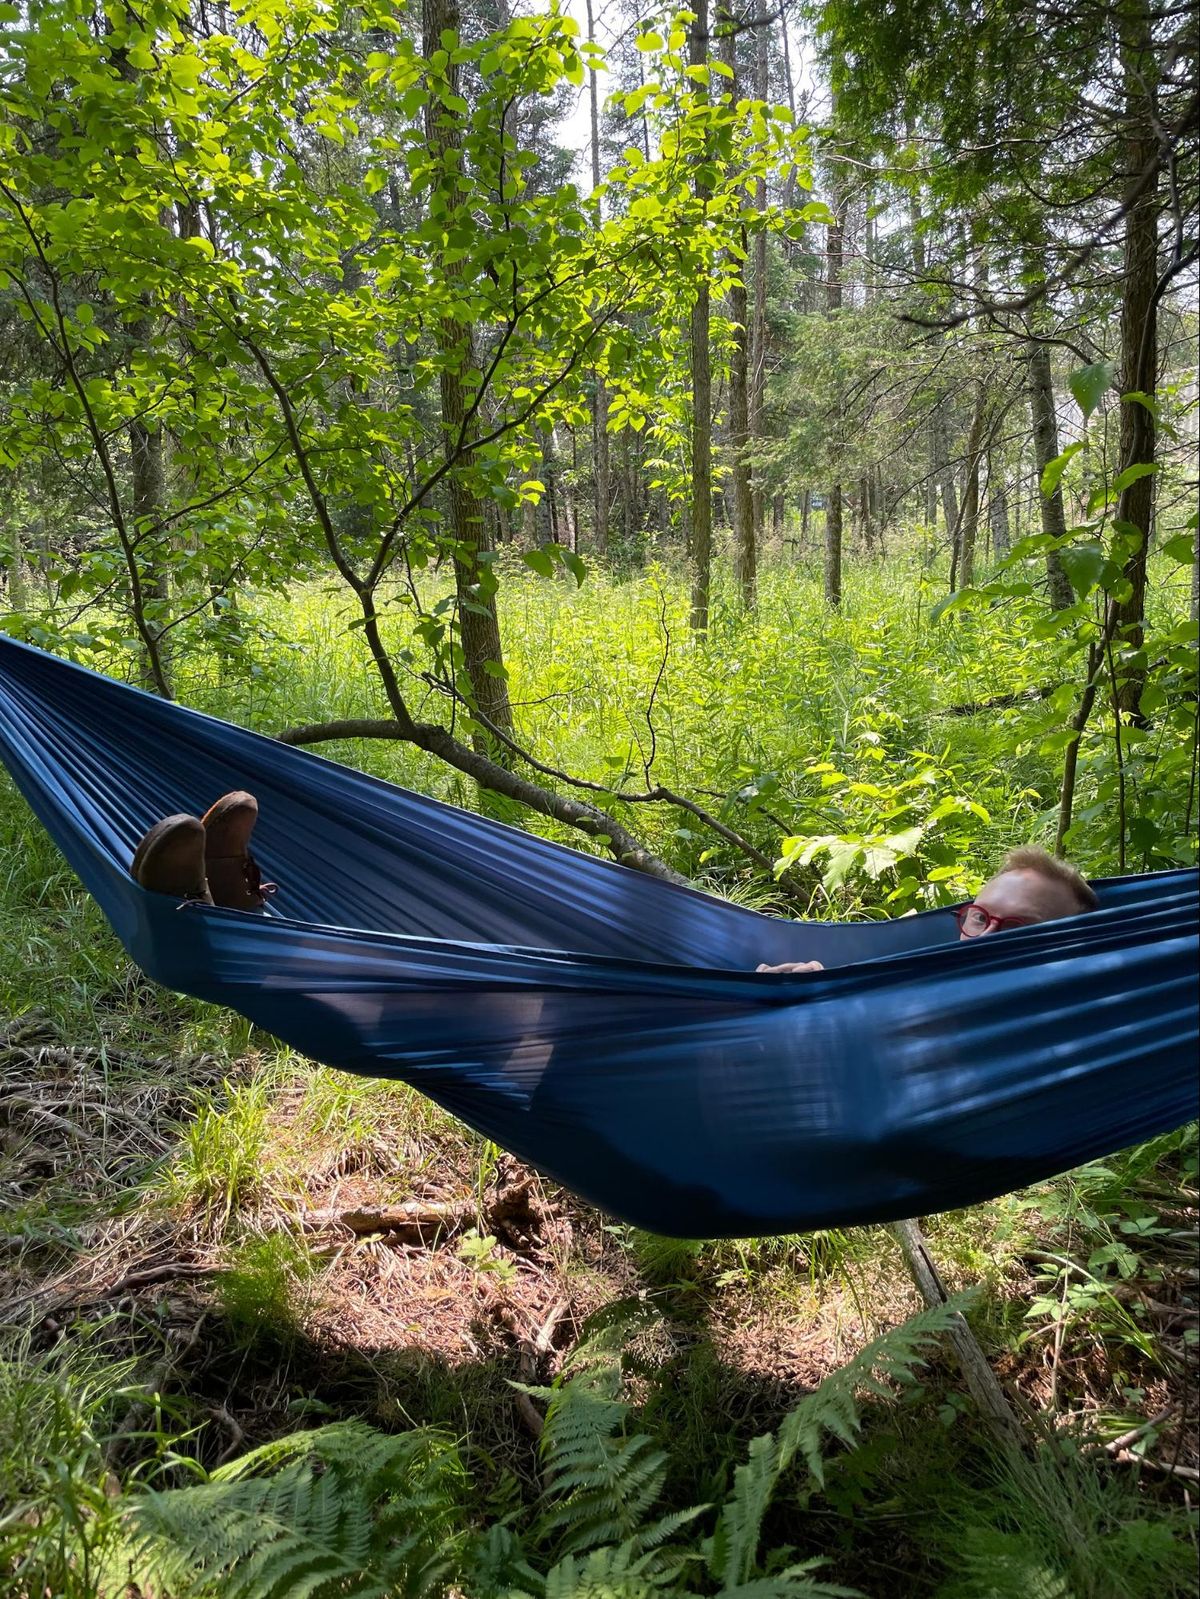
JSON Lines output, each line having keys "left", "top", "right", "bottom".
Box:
{"left": 130, "top": 797, "right": 1098, "bottom": 956}
{"left": 131, "top": 791, "right": 274, "bottom": 912}
{"left": 755, "top": 846, "right": 1098, "bottom": 972}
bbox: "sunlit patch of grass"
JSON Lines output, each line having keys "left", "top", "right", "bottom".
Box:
{"left": 285, "top": 1067, "right": 474, "bottom": 1199}
{"left": 160, "top": 1072, "right": 279, "bottom": 1231}
{"left": 216, "top": 1227, "right": 320, "bottom": 1350}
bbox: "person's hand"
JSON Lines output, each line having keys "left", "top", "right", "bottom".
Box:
{"left": 755, "top": 960, "right": 825, "bottom": 973}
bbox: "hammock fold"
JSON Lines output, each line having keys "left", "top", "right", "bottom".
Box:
{"left": 0, "top": 634, "right": 1196, "bottom": 1238}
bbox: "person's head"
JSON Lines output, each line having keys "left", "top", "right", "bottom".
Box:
{"left": 957, "top": 846, "right": 1098, "bottom": 940}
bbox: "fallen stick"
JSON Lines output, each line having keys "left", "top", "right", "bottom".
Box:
{"left": 1102, "top": 1405, "right": 1177, "bottom": 1455}
{"left": 298, "top": 1200, "right": 474, "bottom": 1237}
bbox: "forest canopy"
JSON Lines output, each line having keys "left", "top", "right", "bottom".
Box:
{"left": 0, "top": 0, "right": 1196, "bottom": 889}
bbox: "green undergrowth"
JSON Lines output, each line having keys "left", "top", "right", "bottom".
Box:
{"left": 1, "top": 550, "right": 1196, "bottom": 1596}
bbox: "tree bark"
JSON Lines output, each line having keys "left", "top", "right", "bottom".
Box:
{"left": 1026, "top": 338, "right": 1076, "bottom": 610}
{"left": 933, "top": 409, "right": 959, "bottom": 540}
{"left": 749, "top": 13, "right": 770, "bottom": 557}
{"left": 423, "top": 0, "right": 512, "bottom": 740}
{"left": 989, "top": 469, "right": 1011, "bottom": 558}
{"left": 688, "top": 0, "right": 713, "bottom": 632}
{"left": 825, "top": 486, "right": 843, "bottom": 607}
{"left": 824, "top": 116, "right": 844, "bottom": 609}
{"left": 585, "top": 0, "right": 610, "bottom": 559}
{"left": 1110, "top": 0, "right": 1159, "bottom": 714}
{"left": 718, "top": 8, "right": 754, "bottom": 608}
{"left": 890, "top": 1219, "right": 1026, "bottom": 1451}
{"left": 957, "top": 389, "right": 986, "bottom": 590}
{"left": 130, "top": 418, "right": 171, "bottom": 693}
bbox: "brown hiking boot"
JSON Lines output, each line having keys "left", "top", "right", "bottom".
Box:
{"left": 201, "top": 791, "right": 276, "bottom": 912}
{"left": 131, "top": 815, "right": 213, "bottom": 904}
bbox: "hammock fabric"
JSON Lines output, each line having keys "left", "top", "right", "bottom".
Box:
{"left": 0, "top": 634, "right": 1196, "bottom": 1238}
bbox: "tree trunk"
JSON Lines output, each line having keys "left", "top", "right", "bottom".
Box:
{"left": 957, "top": 390, "right": 986, "bottom": 590}
{"left": 1026, "top": 336, "right": 1076, "bottom": 610}
{"left": 748, "top": 13, "right": 770, "bottom": 556}
{"left": 989, "top": 471, "right": 1011, "bottom": 558}
{"left": 824, "top": 117, "right": 844, "bottom": 609}
{"left": 423, "top": 0, "right": 512, "bottom": 740}
{"left": 800, "top": 488, "right": 810, "bottom": 551}
{"left": 544, "top": 429, "right": 562, "bottom": 546}
{"left": 925, "top": 446, "right": 938, "bottom": 528}
{"left": 130, "top": 419, "right": 171, "bottom": 694}
{"left": 688, "top": 0, "right": 713, "bottom": 632}
{"left": 934, "top": 409, "right": 959, "bottom": 540}
{"left": 859, "top": 473, "right": 873, "bottom": 555}
{"left": 718, "top": 9, "right": 754, "bottom": 608}
{"left": 585, "top": 0, "right": 610, "bottom": 559}
{"left": 825, "top": 485, "right": 843, "bottom": 607}
{"left": 1111, "top": 0, "right": 1159, "bottom": 714}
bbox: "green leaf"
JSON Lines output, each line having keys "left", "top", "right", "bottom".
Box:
{"left": 1122, "top": 389, "right": 1159, "bottom": 421}
{"left": 1040, "top": 440, "right": 1084, "bottom": 498}
{"left": 1058, "top": 540, "right": 1111, "bottom": 598}
{"left": 1068, "top": 361, "right": 1112, "bottom": 421}
{"left": 1161, "top": 534, "right": 1195, "bottom": 564}
{"left": 560, "top": 549, "right": 586, "bottom": 586}
{"left": 521, "top": 548, "right": 554, "bottom": 578}
{"left": 929, "top": 588, "right": 980, "bottom": 623}
{"left": 1112, "top": 461, "right": 1157, "bottom": 493}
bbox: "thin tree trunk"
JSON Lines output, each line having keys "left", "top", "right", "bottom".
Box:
{"left": 423, "top": 0, "right": 512, "bottom": 739}
{"left": 891, "top": 1219, "right": 1026, "bottom": 1451}
{"left": 748, "top": 13, "right": 770, "bottom": 557}
{"left": 688, "top": 0, "right": 713, "bottom": 632}
{"left": 825, "top": 485, "right": 843, "bottom": 607}
{"left": 130, "top": 419, "right": 171, "bottom": 693}
{"left": 586, "top": 0, "right": 610, "bottom": 558}
{"left": 824, "top": 112, "right": 844, "bottom": 609}
{"left": 1110, "top": 0, "right": 1158, "bottom": 714}
{"left": 934, "top": 410, "right": 959, "bottom": 539}
{"left": 718, "top": 8, "right": 754, "bottom": 608}
{"left": 989, "top": 471, "right": 1011, "bottom": 558}
{"left": 958, "top": 389, "right": 986, "bottom": 590}
{"left": 1026, "top": 335, "right": 1076, "bottom": 610}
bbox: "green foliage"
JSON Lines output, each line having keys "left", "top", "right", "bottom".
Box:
{"left": 162, "top": 1073, "right": 274, "bottom": 1228}
{"left": 0, "top": 1325, "right": 171, "bottom": 1599}
{"left": 459, "top": 1227, "right": 519, "bottom": 1286}
{"left": 936, "top": 400, "right": 1199, "bottom": 874}
{"left": 110, "top": 1306, "right": 963, "bottom": 1599}
{"left": 1009, "top": 1126, "right": 1199, "bottom": 1398}
{"left": 930, "top": 1442, "right": 1198, "bottom": 1599}
{"left": 217, "top": 1230, "right": 318, "bottom": 1349}
{"left": 122, "top": 1420, "right": 467, "bottom": 1599}
{"left": 0, "top": 0, "right": 809, "bottom": 715}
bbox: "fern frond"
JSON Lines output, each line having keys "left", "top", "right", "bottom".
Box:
{"left": 707, "top": 1303, "right": 958, "bottom": 1592}
{"left": 705, "top": 1432, "right": 782, "bottom": 1591}
{"left": 121, "top": 1420, "right": 466, "bottom": 1599}
{"left": 715, "top": 1566, "right": 861, "bottom": 1599}
{"left": 776, "top": 1302, "right": 958, "bottom": 1487}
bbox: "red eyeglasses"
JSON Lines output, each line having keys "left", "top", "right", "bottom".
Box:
{"left": 954, "top": 903, "right": 1039, "bottom": 938}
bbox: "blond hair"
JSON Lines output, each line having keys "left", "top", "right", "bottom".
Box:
{"left": 1001, "top": 846, "right": 1099, "bottom": 913}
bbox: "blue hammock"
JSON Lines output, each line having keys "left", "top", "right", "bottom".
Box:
{"left": 0, "top": 634, "right": 1196, "bottom": 1238}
